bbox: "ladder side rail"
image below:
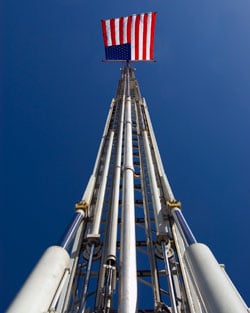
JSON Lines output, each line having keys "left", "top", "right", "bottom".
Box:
{"left": 141, "top": 126, "right": 179, "bottom": 313}
{"left": 139, "top": 93, "right": 192, "bottom": 313}
{"left": 95, "top": 95, "right": 125, "bottom": 312}
{"left": 89, "top": 130, "right": 115, "bottom": 237}
{"left": 135, "top": 99, "right": 162, "bottom": 308}
{"left": 56, "top": 221, "right": 86, "bottom": 313}
{"left": 141, "top": 98, "right": 174, "bottom": 201}
{"left": 171, "top": 224, "right": 201, "bottom": 313}
{"left": 79, "top": 98, "right": 116, "bottom": 218}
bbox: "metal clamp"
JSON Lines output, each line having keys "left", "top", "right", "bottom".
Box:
{"left": 75, "top": 200, "right": 89, "bottom": 215}
{"left": 167, "top": 200, "right": 181, "bottom": 210}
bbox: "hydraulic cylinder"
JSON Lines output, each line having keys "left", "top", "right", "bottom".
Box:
{"left": 6, "top": 246, "right": 69, "bottom": 313}
{"left": 184, "top": 243, "right": 248, "bottom": 313}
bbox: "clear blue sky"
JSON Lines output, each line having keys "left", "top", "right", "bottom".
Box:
{"left": 2, "top": 0, "right": 250, "bottom": 311}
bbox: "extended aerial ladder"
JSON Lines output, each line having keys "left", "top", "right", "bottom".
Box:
{"left": 6, "top": 64, "right": 249, "bottom": 313}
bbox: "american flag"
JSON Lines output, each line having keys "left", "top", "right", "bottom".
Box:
{"left": 101, "top": 12, "right": 157, "bottom": 61}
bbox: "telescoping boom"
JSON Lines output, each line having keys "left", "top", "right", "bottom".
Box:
{"left": 6, "top": 65, "right": 249, "bottom": 313}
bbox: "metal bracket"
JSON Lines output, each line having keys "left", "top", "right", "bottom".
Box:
{"left": 75, "top": 200, "right": 89, "bottom": 215}
{"left": 166, "top": 200, "right": 181, "bottom": 210}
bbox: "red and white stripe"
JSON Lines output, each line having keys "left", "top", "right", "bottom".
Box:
{"left": 101, "top": 12, "right": 156, "bottom": 61}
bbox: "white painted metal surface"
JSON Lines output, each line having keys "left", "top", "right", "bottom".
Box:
{"left": 172, "top": 224, "right": 198, "bottom": 313}
{"left": 81, "top": 174, "right": 96, "bottom": 207}
{"left": 106, "top": 94, "right": 125, "bottom": 262}
{"left": 119, "top": 69, "right": 137, "bottom": 313}
{"left": 184, "top": 243, "right": 248, "bottom": 313}
{"left": 142, "top": 98, "right": 175, "bottom": 201}
{"left": 90, "top": 130, "right": 114, "bottom": 236}
{"left": 57, "top": 222, "right": 84, "bottom": 313}
{"left": 92, "top": 99, "right": 115, "bottom": 177}
{"left": 162, "top": 242, "right": 178, "bottom": 313}
{"left": 6, "top": 246, "right": 69, "bottom": 313}
{"left": 142, "top": 130, "right": 168, "bottom": 240}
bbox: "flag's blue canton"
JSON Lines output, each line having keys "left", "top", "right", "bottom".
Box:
{"left": 105, "top": 43, "right": 131, "bottom": 60}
